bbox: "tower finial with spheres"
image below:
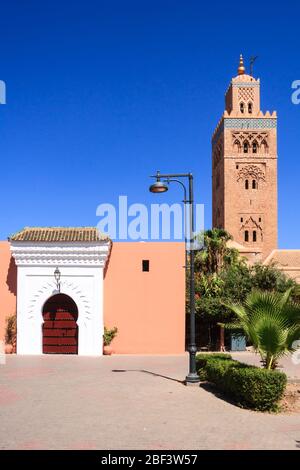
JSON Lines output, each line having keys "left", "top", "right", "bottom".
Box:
{"left": 237, "top": 54, "right": 245, "bottom": 75}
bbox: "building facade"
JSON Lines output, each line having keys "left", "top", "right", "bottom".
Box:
{"left": 0, "top": 228, "right": 185, "bottom": 355}
{"left": 212, "top": 55, "right": 278, "bottom": 262}
{"left": 1, "top": 58, "right": 299, "bottom": 355}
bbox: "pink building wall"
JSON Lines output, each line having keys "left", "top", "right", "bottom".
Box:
{"left": 0, "top": 241, "right": 17, "bottom": 341}
{"left": 104, "top": 242, "right": 186, "bottom": 354}
{"left": 0, "top": 241, "right": 186, "bottom": 354}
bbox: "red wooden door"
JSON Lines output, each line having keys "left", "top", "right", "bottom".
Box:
{"left": 42, "top": 294, "right": 78, "bottom": 354}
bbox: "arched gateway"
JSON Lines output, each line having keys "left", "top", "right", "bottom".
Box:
{"left": 10, "top": 227, "right": 111, "bottom": 356}
{"left": 42, "top": 294, "right": 78, "bottom": 354}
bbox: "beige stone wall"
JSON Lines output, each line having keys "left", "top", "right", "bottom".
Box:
{"left": 282, "top": 269, "right": 300, "bottom": 284}
{"left": 223, "top": 127, "right": 277, "bottom": 260}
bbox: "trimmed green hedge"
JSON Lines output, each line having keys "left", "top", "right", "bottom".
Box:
{"left": 196, "top": 353, "right": 232, "bottom": 380}
{"left": 196, "top": 353, "right": 287, "bottom": 411}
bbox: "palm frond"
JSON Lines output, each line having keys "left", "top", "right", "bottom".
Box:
{"left": 225, "top": 288, "right": 300, "bottom": 369}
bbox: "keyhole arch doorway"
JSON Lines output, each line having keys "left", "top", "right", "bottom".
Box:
{"left": 42, "top": 293, "right": 78, "bottom": 354}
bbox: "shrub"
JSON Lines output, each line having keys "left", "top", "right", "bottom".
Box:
{"left": 196, "top": 353, "right": 232, "bottom": 380}
{"left": 225, "top": 289, "right": 300, "bottom": 370}
{"left": 103, "top": 326, "right": 118, "bottom": 346}
{"left": 204, "top": 358, "right": 287, "bottom": 412}
{"left": 5, "top": 313, "right": 17, "bottom": 346}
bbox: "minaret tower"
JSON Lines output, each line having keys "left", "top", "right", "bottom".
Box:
{"left": 212, "top": 55, "right": 277, "bottom": 262}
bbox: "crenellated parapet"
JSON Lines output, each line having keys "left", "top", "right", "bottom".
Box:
{"left": 212, "top": 112, "right": 277, "bottom": 146}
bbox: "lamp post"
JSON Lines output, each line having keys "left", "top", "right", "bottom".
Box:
{"left": 54, "top": 267, "right": 61, "bottom": 293}
{"left": 162, "top": 178, "right": 188, "bottom": 271}
{"left": 149, "top": 171, "right": 200, "bottom": 384}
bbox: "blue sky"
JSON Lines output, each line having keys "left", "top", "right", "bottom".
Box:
{"left": 0, "top": 1, "right": 299, "bottom": 247}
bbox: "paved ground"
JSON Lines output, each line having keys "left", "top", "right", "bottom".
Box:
{"left": 0, "top": 354, "right": 300, "bottom": 450}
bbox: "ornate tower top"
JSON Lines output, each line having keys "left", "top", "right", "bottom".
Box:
{"left": 221, "top": 55, "right": 263, "bottom": 117}
{"left": 211, "top": 58, "right": 278, "bottom": 262}
{"left": 237, "top": 54, "right": 245, "bottom": 75}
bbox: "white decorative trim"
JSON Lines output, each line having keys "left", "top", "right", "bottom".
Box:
{"left": 10, "top": 241, "right": 111, "bottom": 267}
{"left": 28, "top": 280, "right": 91, "bottom": 324}
{"left": 11, "top": 240, "right": 111, "bottom": 356}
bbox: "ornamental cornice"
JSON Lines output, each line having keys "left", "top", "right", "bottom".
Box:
{"left": 224, "top": 118, "right": 277, "bottom": 129}
{"left": 237, "top": 164, "right": 266, "bottom": 182}
{"left": 232, "top": 82, "right": 260, "bottom": 87}
{"left": 212, "top": 117, "right": 276, "bottom": 146}
{"left": 10, "top": 241, "right": 111, "bottom": 267}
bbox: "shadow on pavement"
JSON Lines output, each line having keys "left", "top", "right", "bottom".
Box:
{"left": 112, "top": 369, "right": 185, "bottom": 384}
{"left": 200, "top": 382, "right": 239, "bottom": 407}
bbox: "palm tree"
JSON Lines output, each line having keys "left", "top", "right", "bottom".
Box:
{"left": 202, "top": 228, "right": 232, "bottom": 274}
{"left": 226, "top": 288, "right": 300, "bottom": 370}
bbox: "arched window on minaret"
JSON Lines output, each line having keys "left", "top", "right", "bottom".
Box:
{"left": 245, "top": 179, "right": 249, "bottom": 190}
{"left": 252, "top": 141, "right": 258, "bottom": 154}
{"left": 243, "top": 141, "right": 249, "bottom": 153}
{"left": 253, "top": 231, "right": 257, "bottom": 242}
{"left": 261, "top": 140, "right": 269, "bottom": 154}
{"left": 248, "top": 102, "right": 253, "bottom": 114}
{"left": 244, "top": 230, "right": 249, "bottom": 242}
{"left": 233, "top": 139, "right": 241, "bottom": 153}
{"left": 240, "top": 102, "right": 245, "bottom": 114}
{"left": 252, "top": 179, "right": 257, "bottom": 189}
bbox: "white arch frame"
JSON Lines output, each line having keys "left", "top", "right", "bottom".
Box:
{"left": 11, "top": 240, "right": 110, "bottom": 356}
{"left": 27, "top": 280, "right": 93, "bottom": 355}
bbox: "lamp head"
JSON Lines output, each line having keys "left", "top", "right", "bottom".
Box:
{"left": 149, "top": 181, "right": 168, "bottom": 193}
{"left": 54, "top": 267, "right": 61, "bottom": 283}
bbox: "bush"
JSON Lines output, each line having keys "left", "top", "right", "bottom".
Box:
{"left": 196, "top": 353, "right": 232, "bottom": 380}
{"left": 197, "top": 354, "right": 287, "bottom": 411}
{"left": 103, "top": 326, "right": 118, "bottom": 346}
{"left": 207, "top": 360, "right": 287, "bottom": 412}
{"left": 5, "top": 313, "right": 17, "bottom": 346}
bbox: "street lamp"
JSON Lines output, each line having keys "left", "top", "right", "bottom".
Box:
{"left": 149, "top": 180, "right": 168, "bottom": 193}
{"left": 149, "top": 170, "right": 200, "bottom": 384}
{"left": 54, "top": 267, "right": 61, "bottom": 292}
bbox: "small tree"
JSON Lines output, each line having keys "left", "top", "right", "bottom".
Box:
{"left": 251, "top": 263, "right": 295, "bottom": 293}
{"left": 195, "top": 229, "right": 233, "bottom": 274}
{"left": 192, "top": 229, "right": 298, "bottom": 351}
{"left": 226, "top": 289, "right": 300, "bottom": 369}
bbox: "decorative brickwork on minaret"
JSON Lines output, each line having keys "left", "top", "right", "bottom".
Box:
{"left": 212, "top": 55, "right": 277, "bottom": 262}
